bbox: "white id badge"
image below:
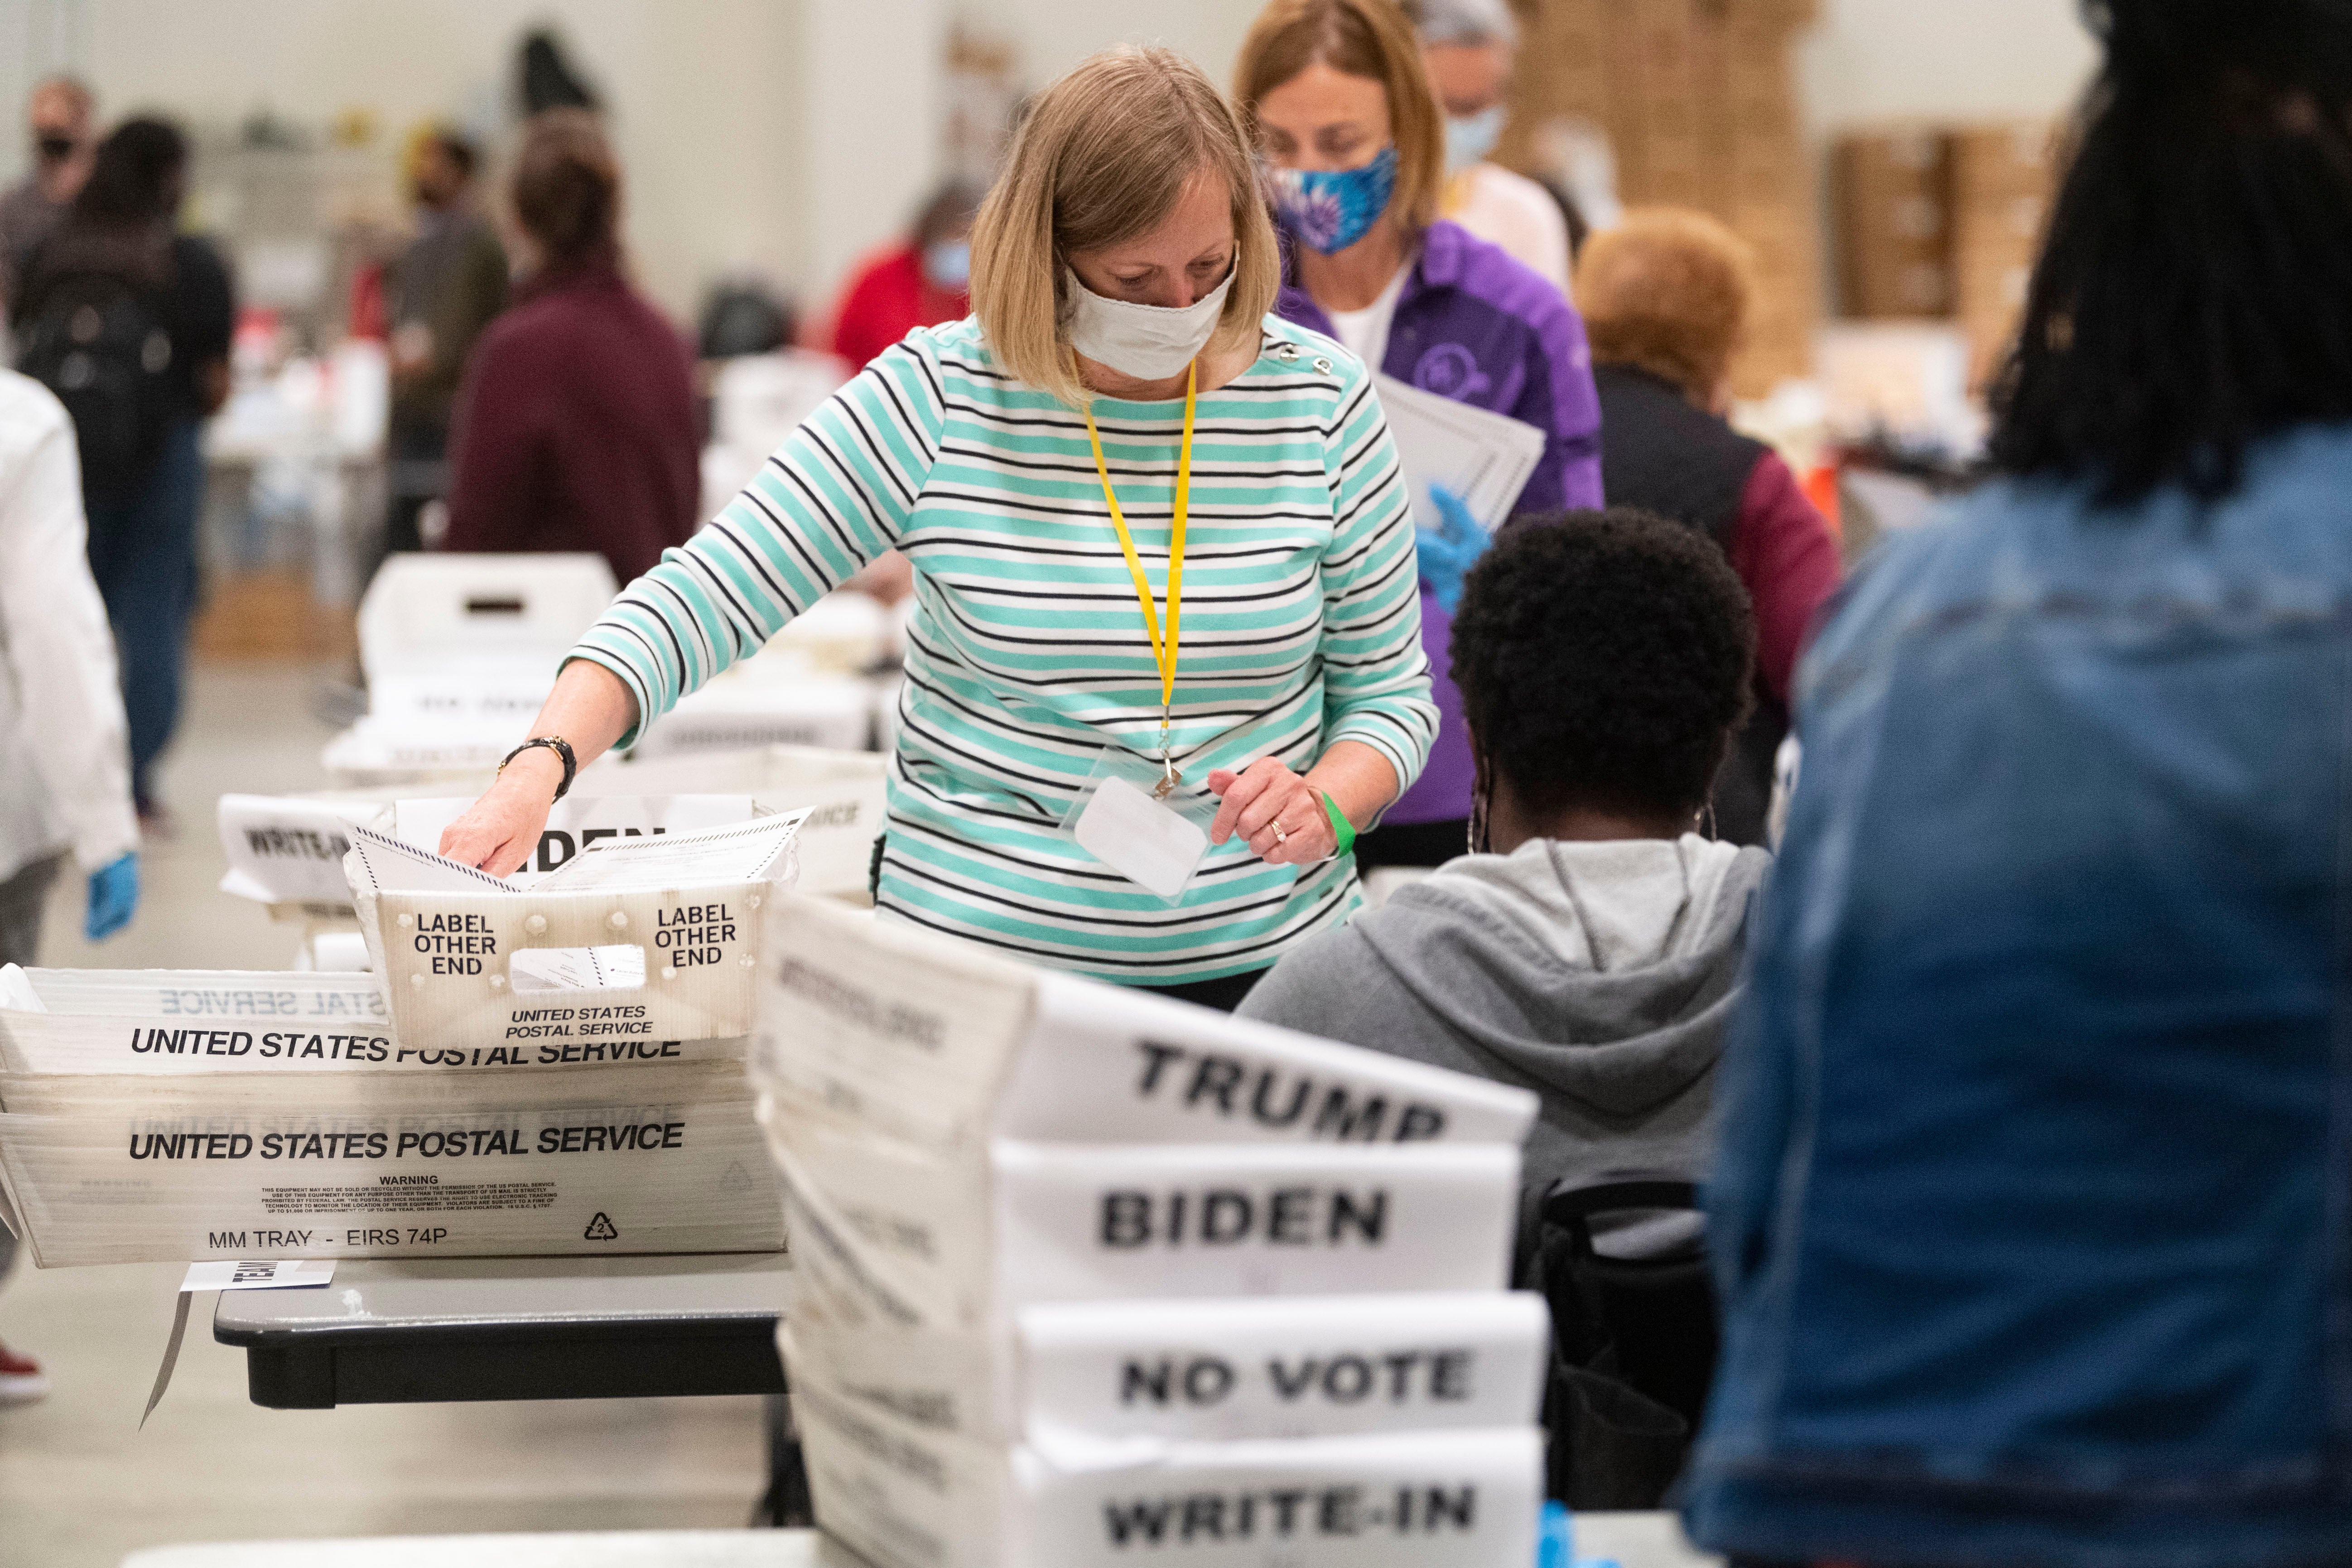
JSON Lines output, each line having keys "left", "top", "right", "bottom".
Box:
{"left": 1063, "top": 750, "right": 1218, "bottom": 903}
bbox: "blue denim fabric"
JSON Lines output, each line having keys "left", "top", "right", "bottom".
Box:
{"left": 82, "top": 417, "right": 203, "bottom": 810}
{"left": 1684, "top": 425, "right": 2352, "bottom": 1568}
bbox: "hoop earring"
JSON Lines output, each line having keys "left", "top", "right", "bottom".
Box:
{"left": 1467, "top": 756, "right": 1491, "bottom": 857}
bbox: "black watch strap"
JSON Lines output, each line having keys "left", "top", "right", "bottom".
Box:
{"left": 499, "top": 735, "right": 578, "bottom": 802}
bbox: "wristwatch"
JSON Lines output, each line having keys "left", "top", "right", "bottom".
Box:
{"left": 498, "top": 735, "right": 578, "bottom": 802}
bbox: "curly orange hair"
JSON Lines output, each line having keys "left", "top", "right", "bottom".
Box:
{"left": 1573, "top": 207, "right": 1755, "bottom": 399}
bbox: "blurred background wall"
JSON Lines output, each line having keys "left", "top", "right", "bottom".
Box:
{"left": 0, "top": 0, "right": 2097, "bottom": 324}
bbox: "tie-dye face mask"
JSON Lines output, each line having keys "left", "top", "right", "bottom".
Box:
{"left": 1266, "top": 145, "right": 1398, "bottom": 256}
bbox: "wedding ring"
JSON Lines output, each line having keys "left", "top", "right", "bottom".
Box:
{"left": 1272, "top": 819, "right": 1288, "bottom": 845}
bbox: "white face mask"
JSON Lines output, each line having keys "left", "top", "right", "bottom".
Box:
{"left": 1064, "top": 264, "right": 1235, "bottom": 381}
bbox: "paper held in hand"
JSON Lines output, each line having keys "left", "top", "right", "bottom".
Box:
{"left": 1374, "top": 372, "right": 1546, "bottom": 535}
{"left": 346, "top": 809, "right": 811, "bottom": 1051}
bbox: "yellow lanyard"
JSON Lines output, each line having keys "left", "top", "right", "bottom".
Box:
{"left": 1081, "top": 360, "right": 1197, "bottom": 781}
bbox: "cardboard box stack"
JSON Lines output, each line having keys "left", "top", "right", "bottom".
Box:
{"left": 1830, "top": 120, "right": 2057, "bottom": 386}
{"left": 752, "top": 894, "right": 1552, "bottom": 1568}
{"left": 1833, "top": 129, "right": 1952, "bottom": 318}
{"left": 1949, "top": 122, "right": 2056, "bottom": 385}
{"left": 1499, "top": 0, "right": 1823, "bottom": 396}
{"left": 0, "top": 811, "right": 813, "bottom": 1267}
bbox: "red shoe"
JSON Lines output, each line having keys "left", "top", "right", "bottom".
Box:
{"left": 0, "top": 1341, "right": 48, "bottom": 1405}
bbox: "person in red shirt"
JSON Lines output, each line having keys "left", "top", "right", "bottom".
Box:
{"left": 825, "top": 181, "right": 983, "bottom": 368}
{"left": 1571, "top": 207, "right": 1844, "bottom": 845}
{"left": 443, "top": 110, "right": 698, "bottom": 584}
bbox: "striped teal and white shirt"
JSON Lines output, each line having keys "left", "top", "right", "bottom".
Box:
{"left": 570, "top": 315, "right": 1435, "bottom": 984}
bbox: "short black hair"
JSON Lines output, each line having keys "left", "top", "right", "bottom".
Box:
{"left": 74, "top": 117, "right": 186, "bottom": 227}
{"left": 1451, "top": 509, "right": 1754, "bottom": 823}
{"left": 1988, "top": 0, "right": 2352, "bottom": 505}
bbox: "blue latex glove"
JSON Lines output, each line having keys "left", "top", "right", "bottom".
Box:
{"left": 1415, "top": 483, "right": 1487, "bottom": 615}
{"left": 85, "top": 853, "right": 139, "bottom": 942}
{"left": 1535, "top": 1502, "right": 1572, "bottom": 1568}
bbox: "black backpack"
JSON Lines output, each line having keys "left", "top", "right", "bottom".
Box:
{"left": 1517, "top": 1172, "right": 1721, "bottom": 1510}
{"left": 15, "top": 258, "right": 179, "bottom": 502}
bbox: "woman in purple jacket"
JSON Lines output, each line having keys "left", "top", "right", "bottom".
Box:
{"left": 1237, "top": 0, "right": 1604, "bottom": 868}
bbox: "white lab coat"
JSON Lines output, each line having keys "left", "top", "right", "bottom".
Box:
{"left": 0, "top": 369, "right": 138, "bottom": 884}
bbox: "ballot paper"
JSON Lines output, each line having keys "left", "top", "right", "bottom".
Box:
{"left": 1374, "top": 372, "right": 1547, "bottom": 535}
{"left": 389, "top": 795, "right": 760, "bottom": 888}
{"left": 769, "top": 1107, "right": 1520, "bottom": 1331}
{"left": 0, "top": 964, "right": 749, "bottom": 1081}
{"left": 782, "top": 1292, "right": 1548, "bottom": 1446}
{"left": 346, "top": 809, "right": 811, "bottom": 1051}
{"left": 784, "top": 1348, "right": 1543, "bottom": 1568}
{"left": 593, "top": 744, "right": 887, "bottom": 900}
{"left": 752, "top": 893, "right": 1537, "bottom": 1152}
{"left": 0, "top": 1082, "right": 783, "bottom": 1266}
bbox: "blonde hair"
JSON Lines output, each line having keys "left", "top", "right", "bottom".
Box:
{"left": 1574, "top": 207, "right": 1756, "bottom": 398}
{"left": 1233, "top": 0, "right": 1446, "bottom": 238}
{"left": 970, "top": 45, "right": 1280, "bottom": 407}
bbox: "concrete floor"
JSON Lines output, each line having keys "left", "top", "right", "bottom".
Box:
{"left": 0, "top": 665, "right": 766, "bottom": 1568}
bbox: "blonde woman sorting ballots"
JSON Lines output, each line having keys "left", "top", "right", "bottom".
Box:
{"left": 439, "top": 47, "right": 1435, "bottom": 1012}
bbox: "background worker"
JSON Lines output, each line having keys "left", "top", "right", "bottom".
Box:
{"left": 1405, "top": 0, "right": 1572, "bottom": 292}
{"left": 1572, "top": 207, "right": 1841, "bottom": 843}
{"left": 380, "top": 125, "right": 506, "bottom": 565}
{"left": 1239, "top": 0, "right": 1602, "bottom": 869}
{"left": 12, "top": 116, "right": 235, "bottom": 826}
{"left": 441, "top": 109, "right": 698, "bottom": 584}
{"left": 0, "top": 75, "right": 96, "bottom": 308}
{"left": 826, "top": 179, "right": 984, "bottom": 369}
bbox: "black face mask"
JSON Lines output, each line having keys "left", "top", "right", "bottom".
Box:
{"left": 34, "top": 134, "right": 74, "bottom": 165}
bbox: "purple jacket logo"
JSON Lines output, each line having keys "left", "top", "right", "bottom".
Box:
{"left": 1413, "top": 343, "right": 1491, "bottom": 400}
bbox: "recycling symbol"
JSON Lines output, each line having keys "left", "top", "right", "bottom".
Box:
{"left": 583, "top": 1212, "right": 619, "bottom": 1241}
{"left": 722, "top": 1161, "right": 752, "bottom": 1192}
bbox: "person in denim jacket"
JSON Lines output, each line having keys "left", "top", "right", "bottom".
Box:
{"left": 1685, "top": 4, "right": 2352, "bottom": 1564}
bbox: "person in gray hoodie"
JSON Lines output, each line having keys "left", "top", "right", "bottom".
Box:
{"left": 1241, "top": 508, "right": 1769, "bottom": 1196}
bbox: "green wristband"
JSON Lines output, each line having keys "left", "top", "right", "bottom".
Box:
{"left": 1318, "top": 788, "right": 1358, "bottom": 859}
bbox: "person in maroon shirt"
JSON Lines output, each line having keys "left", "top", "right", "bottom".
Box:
{"left": 442, "top": 109, "right": 698, "bottom": 584}
{"left": 824, "top": 180, "right": 981, "bottom": 369}
{"left": 1571, "top": 207, "right": 1844, "bottom": 844}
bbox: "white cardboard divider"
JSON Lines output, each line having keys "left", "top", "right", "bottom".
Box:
{"left": 785, "top": 1292, "right": 1547, "bottom": 1447}
{"left": 357, "top": 552, "right": 617, "bottom": 679}
{"left": 0, "top": 965, "right": 749, "bottom": 1078}
{"left": 0, "top": 1077, "right": 782, "bottom": 1266}
{"left": 217, "top": 795, "right": 382, "bottom": 907}
{"left": 784, "top": 1349, "right": 1542, "bottom": 1568}
{"left": 631, "top": 673, "right": 874, "bottom": 760}
{"left": 347, "top": 811, "right": 809, "bottom": 1052}
{"left": 768, "top": 1108, "right": 1520, "bottom": 1332}
{"left": 753, "top": 893, "right": 1538, "bottom": 1152}
{"left": 321, "top": 724, "right": 512, "bottom": 790}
